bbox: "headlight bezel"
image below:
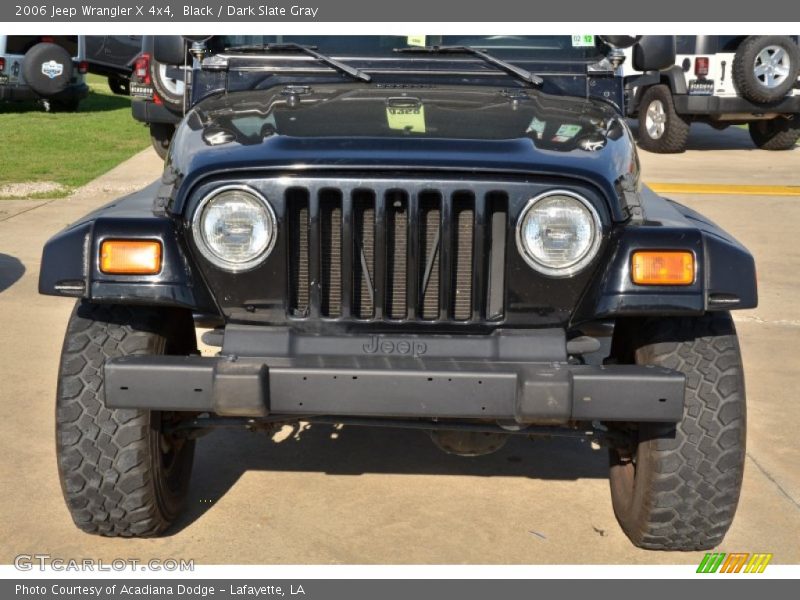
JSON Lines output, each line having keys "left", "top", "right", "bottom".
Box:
{"left": 191, "top": 184, "right": 278, "bottom": 273}
{"left": 515, "top": 189, "right": 603, "bottom": 278}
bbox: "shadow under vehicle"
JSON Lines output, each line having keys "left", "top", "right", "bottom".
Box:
{"left": 39, "top": 35, "right": 757, "bottom": 551}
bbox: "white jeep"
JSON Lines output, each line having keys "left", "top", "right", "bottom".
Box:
{"left": 623, "top": 35, "right": 800, "bottom": 152}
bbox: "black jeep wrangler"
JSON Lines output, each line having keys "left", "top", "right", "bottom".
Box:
{"left": 39, "top": 35, "right": 757, "bottom": 551}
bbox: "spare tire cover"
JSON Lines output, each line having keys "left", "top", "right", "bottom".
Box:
{"left": 22, "top": 43, "right": 74, "bottom": 97}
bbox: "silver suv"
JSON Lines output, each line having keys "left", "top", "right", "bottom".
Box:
{"left": 0, "top": 35, "right": 89, "bottom": 111}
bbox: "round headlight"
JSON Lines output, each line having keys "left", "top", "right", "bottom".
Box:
{"left": 192, "top": 186, "right": 277, "bottom": 272}
{"left": 516, "top": 191, "right": 602, "bottom": 277}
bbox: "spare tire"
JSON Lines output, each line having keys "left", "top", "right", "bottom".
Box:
{"left": 149, "top": 58, "right": 185, "bottom": 111}
{"left": 22, "top": 43, "right": 74, "bottom": 97}
{"left": 733, "top": 36, "right": 800, "bottom": 103}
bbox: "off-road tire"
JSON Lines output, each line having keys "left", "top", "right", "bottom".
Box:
{"left": 609, "top": 313, "right": 746, "bottom": 551}
{"left": 733, "top": 36, "right": 800, "bottom": 104}
{"left": 749, "top": 116, "right": 800, "bottom": 150}
{"left": 56, "top": 302, "right": 197, "bottom": 536}
{"left": 637, "top": 85, "right": 690, "bottom": 153}
{"left": 108, "top": 75, "right": 130, "bottom": 96}
{"left": 149, "top": 123, "right": 175, "bottom": 159}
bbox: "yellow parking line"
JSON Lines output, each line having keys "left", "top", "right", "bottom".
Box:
{"left": 646, "top": 182, "right": 800, "bottom": 196}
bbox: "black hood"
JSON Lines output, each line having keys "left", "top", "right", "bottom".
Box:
{"left": 167, "top": 83, "right": 639, "bottom": 218}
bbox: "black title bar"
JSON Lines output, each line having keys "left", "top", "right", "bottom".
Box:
{"left": 3, "top": 0, "right": 798, "bottom": 22}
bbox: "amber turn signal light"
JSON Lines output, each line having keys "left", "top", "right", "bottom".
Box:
{"left": 631, "top": 251, "right": 694, "bottom": 285}
{"left": 100, "top": 240, "right": 162, "bottom": 275}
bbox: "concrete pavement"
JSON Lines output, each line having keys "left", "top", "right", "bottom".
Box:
{"left": 0, "top": 139, "right": 798, "bottom": 565}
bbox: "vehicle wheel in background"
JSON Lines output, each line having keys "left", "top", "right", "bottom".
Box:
{"left": 636, "top": 85, "right": 690, "bottom": 153}
{"left": 749, "top": 116, "right": 800, "bottom": 150}
{"left": 22, "top": 43, "right": 74, "bottom": 97}
{"left": 108, "top": 75, "right": 130, "bottom": 96}
{"left": 733, "top": 36, "right": 800, "bottom": 104}
{"left": 150, "top": 123, "right": 176, "bottom": 159}
{"left": 608, "top": 313, "right": 747, "bottom": 551}
{"left": 56, "top": 302, "right": 197, "bottom": 536}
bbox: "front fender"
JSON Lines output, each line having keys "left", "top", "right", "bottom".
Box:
{"left": 572, "top": 186, "right": 757, "bottom": 323}
{"left": 38, "top": 183, "right": 216, "bottom": 313}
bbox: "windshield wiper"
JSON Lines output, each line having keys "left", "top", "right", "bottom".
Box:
{"left": 395, "top": 45, "right": 543, "bottom": 87}
{"left": 224, "top": 42, "right": 372, "bottom": 83}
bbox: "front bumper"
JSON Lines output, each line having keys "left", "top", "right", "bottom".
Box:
{"left": 105, "top": 329, "right": 685, "bottom": 424}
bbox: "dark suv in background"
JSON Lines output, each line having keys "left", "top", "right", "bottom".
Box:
{"left": 128, "top": 35, "right": 188, "bottom": 158}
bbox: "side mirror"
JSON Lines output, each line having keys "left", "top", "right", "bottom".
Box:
{"left": 633, "top": 36, "right": 677, "bottom": 71}
{"left": 599, "top": 35, "right": 642, "bottom": 49}
{"left": 153, "top": 36, "right": 186, "bottom": 65}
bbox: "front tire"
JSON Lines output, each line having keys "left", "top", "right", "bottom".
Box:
{"left": 56, "top": 302, "right": 197, "bottom": 536}
{"left": 609, "top": 313, "right": 746, "bottom": 551}
{"left": 749, "top": 116, "right": 800, "bottom": 150}
{"left": 636, "top": 85, "right": 690, "bottom": 153}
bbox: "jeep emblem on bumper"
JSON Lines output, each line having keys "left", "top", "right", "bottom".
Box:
{"left": 41, "top": 60, "right": 63, "bottom": 79}
{"left": 362, "top": 336, "right": 427, "bottom": 358}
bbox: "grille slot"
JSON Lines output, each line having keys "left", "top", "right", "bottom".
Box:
{"left": 451, "top": 193, "right": 475, "bottom": 321}
{"left": 385, "top": 190, "right": 409, "bottom": 320}
{"left": 286, "top": 189, "right": 310, "bottom": 317}
{"left": 419, "top": 192, "right": 442, "bottom": 320}
{"left": 319, "top": 190, "right": 343, "bottom": 317}
{"left": 285, "top": 182, "right": 505, "bottom": 324}
{"left": 352, "top": 190, "right": 376, "bottom": 319}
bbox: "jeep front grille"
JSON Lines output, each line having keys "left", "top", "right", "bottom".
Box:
{"left": 285, "top": 181, "right": 508, "bottom": 323}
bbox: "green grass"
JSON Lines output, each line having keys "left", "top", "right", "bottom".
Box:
{"left": 0, "top": 74, "right": 150, "bottom": 197}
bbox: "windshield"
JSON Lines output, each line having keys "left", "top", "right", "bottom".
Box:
{"left": 214, "top": 35, "right": 606, "bottom": 61}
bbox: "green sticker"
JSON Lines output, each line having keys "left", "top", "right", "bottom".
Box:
{"left": 387, "top": 104, "right": 426, "bottom": 132}
{"left": 526, "top": 117, "right": 547, "bottom": 139}
{"left": 571, "top": 35, "right": 595, "bottom": 48}
{"left": 406, "top": 35, "right": 427, "bottom": 47}
{"left": 554, "top": 124, "right": 582, "bottom": 139}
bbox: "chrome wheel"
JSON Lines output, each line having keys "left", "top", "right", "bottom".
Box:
{"left": 645, "top": 100, "right": 667, "bottom": 139}
{"left": 754, "top": 45, "right": 791, "bottom": 89}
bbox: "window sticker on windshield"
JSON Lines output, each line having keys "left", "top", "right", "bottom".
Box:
{"left": 526, "top": 117, "right": 547, "bottom": 139}
{"left": 406, "top": 36, "right": 426, "bottom": 47}
{"left": 386, "top": 104, "right": 426, "bottom": 133}
{"left": 571, "top": 35, "right": 595, "bottom": 48}
{"left": 553, "top": 124, "right": 582, "bottom": 139}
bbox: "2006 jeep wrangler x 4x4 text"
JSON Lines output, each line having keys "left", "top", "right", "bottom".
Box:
{"left": 40, "top": 35, "right": 757, "bottom": 551}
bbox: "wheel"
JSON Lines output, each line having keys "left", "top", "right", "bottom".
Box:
{"left": 56, "top": 302, "right": 197, "bottom": 536}
{"left": 749, "top": 116, "right": 800, "bottom": 150}
{"left": 108, "top": 75, "right": 130, "bottom": 96}
{"left": 149, "top": 58, "right": 185, "bottom": 111}
{"left": 22, "top": 43, "right": 74, "bottom": 97}
{"left": 733, "top": 36, "right": 800, "bottom": 104}
{"left": 149, "top": 123, "right": 175, "bottom": 159}
{"left": 608, "top": 313, "right": 746, "bottom": 551}
{"left": 636, "top": 85, "right": 690, "bottom": 153}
